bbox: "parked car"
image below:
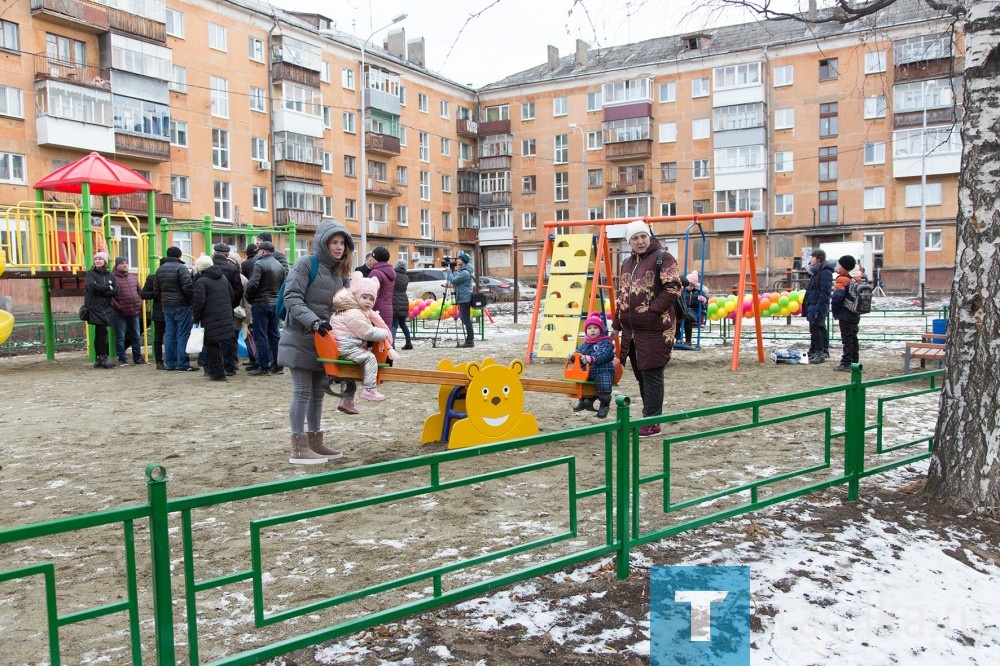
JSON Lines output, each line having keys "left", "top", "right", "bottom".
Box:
{"left": 477, "top": 276, "right": 512, "bottom": 302}
{"left": 406, "top": 268, "right": 450, "bottom": 301}
{"left": 498, "top": 278, "right": 537, "bottom": 301}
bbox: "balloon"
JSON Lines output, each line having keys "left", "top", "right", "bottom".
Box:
{"left": 769, "top": 302, "right": 780, "bottom": 314}
{"left": 709, "top": 296, "right": 719, "bottom": 305}
{"left": 778, "top": 296, "right": 790, "bottom": 307}
{"left": 759, "top": 297, "right": 771, "bottom": 310}
{"left": 789, "top": 301, "right": 800, "bottom": 313}
{"left": 779, "top": 307, "right": 790, "bottom": 317}
{"left": 707, "top": 303, "right": 718, "bottom": 316}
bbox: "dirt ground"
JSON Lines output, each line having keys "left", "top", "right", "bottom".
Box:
{"left": 0, "top": 319, "right": 944, "bottom": 664}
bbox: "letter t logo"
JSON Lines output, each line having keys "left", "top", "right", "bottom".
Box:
{"left": 674, "top": 590, "right": 729, "bottom": 641}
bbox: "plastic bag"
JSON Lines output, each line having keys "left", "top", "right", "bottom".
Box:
{"left": 185, "top": 325, "right": 205, "bottom": 354}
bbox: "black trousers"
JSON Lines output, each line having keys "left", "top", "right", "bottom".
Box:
{"left": 626, "top": 341, "right": 664, "bottom": 417}
{"left": 808, "top": 323, "right": 828, "bottom": 356}
{"left": 152, "top": 320, "right": 164, "bottom": 363}
{"left": 838, "top": 320, "right": 859, "bottom": 365}
{"left": 93, "top": 324, "right": 109, "bottom": 357}
{"left": 204, "top": 341, "right": 225, "bottom": 379}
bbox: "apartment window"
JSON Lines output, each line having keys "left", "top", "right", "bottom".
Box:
{"left": 715, "top": 189, "right": 762, "bottom": 212}
{"left": 441, "top": 174, "right": 452, "bottom": 193}
{"left": 396, "top": 165, "right": 407, "bottom": 186}
{"left": 521, "top": 138, "right": 536, "bottom": 156}
{"left": 251, "top": 136, "right": 267, "bottom": 161}
{"left": 213, "top": 180, "right": 231, "bottom": 221}
{"left": 819, "top": 58, "right": 838, "bottom": 81}
{"left": 864, "top": 232, "right": 885, "bottom": 254}
{"left": 168, "top": 66, "right": 187, "bottom": 93}
{"left": 588, "top": 207, "right": 604, "bottom": 220}
{"left": 398, "top": 86, "right": 406, "bottom": 105}
{"left": 659, "top": 82, "right": 676, "bottom": 103}
{"left": 419, "top": 170, "right": 430, "bottom": 200}
{"left": 170, "top": 175, "right": 189, "bottom": 201}
{"left": 865, "top": 51, "right": 887, "bottom": 74}
{"left": 864, "top": 96, "right": 887, "bottom": 119}
{"left": 727, "top": 238, "right": 758, "bottom": 258}
{"left": 554, "top": 134, "right": 568, "bottom": 164}
{"left": 169, "top": 120, "right": 188, "bottom": 147}
{"left": 484, "top": 104, "right": 509, "bottom": 121}
{"left": 774, "top": 108, "right": 794, "bottom": 129}
{"left": 399, "top": 127, "right": 407, "bottom": 146}
{"left": 660, "top": 202, "right": 677, "bottom": 216}
{"left": 773, "top": 65, "right": 793, "bottom": 87}
{"left": 553, "top": 97, "right": 568, "bottom": 116}
{"left": 210, "top": 76, "right": 229, "bottom": 118}
{"left": 818, "top": 147, "right": 838, "bottom": 181}
{"left": 249, "top": 86, "right": 265, "bottom": 112}
{"left": 587, "top": 92, "right": 602, "bottom": 111}
{"left": 522, "top": 212, "right": 537, "bottom": 230}
{"left": 693, "top": 159, "right": 710, "bottom": 179}
{"left": 0, "top": 152, "right": 26, "bottom": 184}
{"left": 248, "top": 37, "right": 264, "bottom": 63}
{"left": 905, "top": 183, "right": 943, "bottom": 206}
{"left": 344, "top": 155, "right": 356, "bottom": 177}
{"left": 522, "top": 175, "right": 536, "bottom": 194}
{"left": 774, "top": 151, "right": 793, "bottom": 172}
{"left": 208, "top": 23, "right": 227, "bottom": 52}
{"left": 165, "top": 9, "right": 184, "bottom": 38}
{"left": 864, "top": 187, "right": 885, "bottom": 209}
{"left": 693, "top": 199, "right": 711, "bottom": 214}
{"left": 775, "top": 193, "right": 794, "bottom": 214}
{"left": 212, "top": 129, "right": 230, "bottom": 169}
{"left": 521, "top": 101, "right": 535, "bottom": 120}
{"left": 460, "top": 142, "right": 473, "bottom": 161}
{"left": 0, "top": 86, "right": 23, "bottom": 119}
{"left": 819, "top": 102, "right": 838, "bottom": 137}
{"left": 342, "top": 112, "right": 355, "bottom": 133}
{"left": 692, "top": 118, "right": 710, "bottom": 140}
{"left": 421, "top": 209, "right": 431, "bottom": 238}
{"left": 895, "top": 33, "right": 951, "bottom": 64}
{"left": 322, "top": 151, "right": 333, "bottom": 173}
{"left": 321, "top": 106, "right": 331, "bottom": 128}
{"left": 554, "top": 172, "right": 569, "bottom": 202}
{"left": 692, "top": 77, "right": 710, "bottom": 98}
{"left": 252, "top": 186, "right": 268, "bottom": 210}
{"left": 660, "top": 162, "right": 677, "bottom": 182}
{"left": 419, "top": 132, "right": 429, "bottom": 162}
{"left": 714, "top": 63, "right": 761, "bottom": 89}
{"left": 440, "top": 138, "right": 451, "bottom": 156}
{"left": 345, "top": 199, "right": 357, "bottom": 219}
{"left": 865, "top": 142, "right": 886, "bottom": 165}
{"left": 609, "top": 197, "right": 649, "bottom": 219}
{"left": 924, "top": 229, "right": 942, "bottom": 251}
{"left": 321, "top": 196, "right": 334, "bottom": 218}
{"left": 819, "top": 190, "right": 838, "bottom": 224}
{"left": 588, "top": 169, "right": 603, "bottom": 187}
{"left": 418, "top": 93, "right": 428, "bottom": 112}
{"left": 397, "top": 206, "right": 408, "bottom": 226}
{"left": 658, "top": 122, "right": 677, "bottom": 143}
{"left": 320, "top": 61, "right": 330, "bottom": 83}
{"left": 440, "top": 100, "right": 449, "bottom": 118}
{"left": 342, "top": 68, "right": 354, "bottom": 90}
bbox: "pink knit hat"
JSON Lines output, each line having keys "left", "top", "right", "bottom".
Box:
{"left": 350, "top": 271, "right": 379, "bottom": 299}
{"left": 686, "top": 271, "right": 700, "bottom": 286}
{"left": 583, "top": 312, "right": 607, "bottom": 335}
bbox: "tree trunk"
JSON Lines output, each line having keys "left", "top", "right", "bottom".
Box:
{"left": 925, "top": 0, "right": 1000, "bottom": 515}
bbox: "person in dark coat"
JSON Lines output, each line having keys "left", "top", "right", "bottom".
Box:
{"left": 156, "top": 246, "right": 196, "bottom": 371}
{"left": 211, "top": 243, "right": 244, "bottom": 374}
{"left": 830, "top": 255, "right": 862, "bottom": 371}
{"left": 803, "top": 248, "right": 834, "bottom": 363}
{"left": 611, "top": 221, "right": 682, "bottom": 438}
{"left": 569, "top": 313, "right": 617, "bottom": 418}
{"left": 240, "top": 243, "right": 259, "bottom": 368}
{"left": 391, "top": 259, "right": 413, "bottom": 350}
{"left": 83, "top": 251, "right": 118, "bottom": 369}
{"left": 253, "top": 232, "right": 289, "bottom": 273}
{"left": 241, "top": 243, "right": 258, "bottom": 280}
{"left": 245, "top": 241, "right": 286, "bottom": 375}
{"left": 111, "top": 257, "right": 145, "bottom": 366}
{"left": 141, "top": 258, "right": 167, "bottom": 369}
{"left": 368, "top": 246, "right": 395, "bottom": 330}
{"left": 192, "top": 255, "right": 235, "bottom": 381}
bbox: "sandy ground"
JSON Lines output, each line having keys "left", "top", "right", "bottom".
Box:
{"left": 0, "top": 316, "right": 939, "bottom": 665}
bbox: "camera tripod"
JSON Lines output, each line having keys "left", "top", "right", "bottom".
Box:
{"left": 430, "top": 280, "right": 461, "bottom": 348}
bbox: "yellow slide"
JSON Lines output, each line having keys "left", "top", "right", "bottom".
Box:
{"left": 0, "top": 250, "right": 11, "bottom": 344}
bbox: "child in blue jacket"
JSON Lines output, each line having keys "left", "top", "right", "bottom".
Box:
{"left": 569, "top": 312, "right": 617, "bottom": 418}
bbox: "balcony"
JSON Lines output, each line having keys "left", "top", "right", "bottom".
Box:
{"left": 31, "top": 0, "right": 109, "bottom": 33}
{"left": 365, "top": 132, "right": 401, "bottom": 156}
{"left": 364, "top": 88, "right": 401, "bottom": 115}
{"left": 480, "top": 192, "right": 512, "bottom": 207}
{"left": 606, "top": 179, "right": 652, "bottom": 196}
{"left": 478, "top": 119, "right": 511, "bottom": 135}
{"left": 107, "top": 6, "right": 166, "bottom": 43}
{"left": 366, "top": 219, "right": 390, "bottom": 236}
{"left": 34, "top": 55, "right": 112, "bottom": 90}
{"left": 110, "top": 191, "right": 173, "bottom": 217}
{"left": 477, "top": 155, "right": 511, "bottom": 171}
{"left": 605, "top": 140, "right": 652, "bottom": 161}
{"left": 479, "top": 225, "right": 514, "bottom": 245}
{"left": 457, "top": 119, "right": 479, "bottom": 137}
{"left": 275, "top": 160, "right": 322, "bottom": 183}
{"left": 270, "top": 61, "right": 321, "bottom": 88}
{"left": 893, "top": 106, "right": 962, "bottom": 130}
{"left": 366, "top": 177, "right": 402, "bottom": 198}
{"left": 459, "top": 192, "right": 480, "bottom": 207}
{"left": 458, "top": 227, "right": 479, "bottom": 244}
{"left": 275, "top": 209, "right": 322, "bottom": 230}
{"left": 115, "top": 133, "right": 170, "bottom": 161}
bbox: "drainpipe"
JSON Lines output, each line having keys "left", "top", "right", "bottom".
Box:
{"left": 268, "top": 20, "right": 279, "bottom": 230}
{"left": 763, "top": 45, "right": 772, "bottom": 288}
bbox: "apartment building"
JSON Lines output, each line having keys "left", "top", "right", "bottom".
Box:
{"left": 0, "top": 0, "right": 960, "bottom": 298}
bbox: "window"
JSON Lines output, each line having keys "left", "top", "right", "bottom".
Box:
{"left": 905, "top": 183, "right": 943, "bottom": 206}
{"left": 864, "top": 96, "right": 887, "bottom": 119}
{"left": 397, "top": 206, "right": 408, "bottom": 226}
{"left": 924, "top": 229, "right": 942, "bottom": 251}
{"left": 213, "top": 180, "right": 231, "bottom": 222}
{"left": 169, "top": 120, "right": 188, "bottom": 147}
{"left": 398, "top": 86, "right": 406, "bottom": 105}
{"left": 344, "top": 155, "right": 356, "bottom": 177}
{"left": 419, "top": 132, "right": 429, "bottom": 162}
{"left": 609, "top": 196, "right": 650, "bottom": 219}
{"left": 588, "top": 169, "right": 603, "bottom": 187}
{"left": 421, "top": 209, "right": 431, "bottom": 238}
{"left": 252, "top": 186, "right": 268, "bottom": 211}
{"left": 522, "top": 175, "right": 536, "bottom": 193}
{"left": 0, "top": 152, "right": 26, "bottom": 184}
{"left": 460, "top": 143, "right": 473, "bottom": 161}
{"left": 418, "top": 93, "right": 428, "bottom": 112}
{"left": 399, "top": 127, "right": 407, "bottom": 146}
{"left": 819, "top": 58, "right": 838, "bottom": 81}
{"left": 484, "top": 104, "right": 509, "bottom": 121}
{"left": 659, "top": 82, "right": 676, "bottom": 103}
{"left": 342, "top": 68, "right": 355, "bottom": 90}
{"left": 818, "top": 147, "right": 838, "bottom": 181}
{"left": 521, "top": 138, "right": 536, "bottom": 157}
{"left": 320, "top": 61, "right": 330, "bottom": 83}
{"left": 727, "top": 238, "right": 758, "bottom": 258}
{"left": 342, "top": 112, "right": 355, "bottom": 133}
{"left": 521, "top": 101, "right": 535, "bottom": 120}
{"left": 774, "top": 151, "right": 793, "bottom": 172}
{"left": 775, "top": 193, "right": 794, "bottom": 214}
{"left": 554, "top": 173, "right": 569, "bottom": 202}
{"left": 588, "top": 207, "right": 604, "bottom": 220}
{"left": 693, "top": 199, "right": 711, "bottom": 214}
{"left": 419, "top": 170, "right": 430, "bottom": 200}
{"left": 322, "top": 151, "right": 333, "bottom": 173}
{"left": 170, "top": 175, "right": 190, "bottom": 201}
{"left": 864, "top": 232, "right": 885, "bottom": 254}
{"left": 248, "top": 37, "right": 264, "bottom": 62}
{"left": 864, "top": 141, "right": 886, "bottom": 165}
{"left": 251, "top": 136, "right": 267, "bottom": 161}
{"left": 554, "top": 134, "right": 568, "bottom": 164}
{"left": 522, "top": 212, "right": 537, "bottom": 230}
{"left": 208, "top": 23, "right": 227, "bottom": 52}
{"left": 658, "top": 122, "right": 677, "bottom": 143}
{"left": 715, "top": 189, "right": 762, "bottom": 212}
{"left": 660, "top": 202, "right": 677, "bottom": 216}
{"left": 773, "top": 65, "right": 793, "bottom": 87}
{"left": 819, "top": 102, "right": 838, "bottom": 137}
{"left": 714, "top": 63, "right": 761, "bottom": 89}
{"left": 774, "top": 108, "right": 794, "bottom": 129}
{"left": 210, "top": 76, "right": 229, "bottom": 118}
{"left": 553, "top": 97, "right": 568, "bottom": 116}
{"left": 693, "top": 159, "right": 710, "bottom": 179}
{"left": 396, "top": 165, "right": 408, "bottom": 186}
{"left": 587, "top": 91, "right": 602, "bottom": 111}
{"left": 864, "top": 187, "right": 885, "bottom": 209}
{"left": 321, "top": 196, "right": 334, "bottom": 217}
{"left": 440, "top": 100, "right": 449, "bottom": 118}
{"left": 441, "top": 174, "right": 452, "bottom": 192}
{"left": 0, "top": 86, "right": 23, "bottom": 118}
{"left": 893, "top": 79, "right": 952, "bottom": 113}
{"left": 345, "top": 199, "right": 357, "bottom": 219}
{"left": 865, "top": 51, "right": 887, "bottom": 74}
{"left": 692, "top": 77, "right": 710, "bottom": 98}
{"left": 660, "top": 162, "right": 677, "bottom": 182}
{"left": 895, "top": 33, "right": 951, "bottom": 65}
{"left": 212, "top": 129, "right": 230, "bottom": 169}
{"left": 692, "top": 118, "right": 710, "bottom": 140}
{"left": 165, "top": 9, "right": 184, "bottom": 38}
{"left": 819, "top": 190, "right": 838, "bottom": 224}
{"left": 321, "top": 106, "right": 331, "bottom": 129}
{"left": 249, "top": 86, "right": 265, "bottom": 112}
{"left": 440, "top": 138, "right": 451, "bottom": 156}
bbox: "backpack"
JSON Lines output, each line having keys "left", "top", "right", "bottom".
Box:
{"left": 275, "top": 255, "right": 319, "bottom": 319}
{"left": 844, "top": 278, "right": 873, "bottom": 314}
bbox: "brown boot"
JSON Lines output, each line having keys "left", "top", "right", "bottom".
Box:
{"left": 289, "top": 433, "right": 326, "bottom": 465}
{"left": 337, "top": 397, "right": 359, "bottom": 415}
{"left": 307, "top": 431, "right": 342, "bottom": 460}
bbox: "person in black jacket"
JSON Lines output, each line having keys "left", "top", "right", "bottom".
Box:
{"left": 84, "top": 251, "right": 118, "bottom": 369}
{"left": 245, "top": 241, "right": 286, "bottom": 375}
{"left": 253, "top": 232, "right": 289, "bottom": 272}
{"left": 241, "top": 243, "right": 258, "bottom": 280}
{"left": 141, "top": 258, "right": 167, "bottom": 369}
{"left": 391, "top": 259, "right": 413, "bottom": 349}
{"left": 803, "top": 248, "right": 834, "bottom": 364}
{"left": 212, "top": 243, "right": 244, "bottom": 375}
{"left": 156, "top": 246, "right": 196, "bottom": 371}
{"left": 192, "top": 255, "right": 235, "bottom": 381}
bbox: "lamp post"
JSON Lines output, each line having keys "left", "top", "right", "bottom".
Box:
{"left": 918, "top": 79, "right": 937, "bottom": 313}
{"left": 359, "top": 13, "right": 407, "bottom": 262}
{"left": 568, "top": 123, "right": 587, "bottom": 221}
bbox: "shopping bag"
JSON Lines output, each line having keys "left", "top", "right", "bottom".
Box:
{"left": 185, "top": 325, "right": 205, "bottom": 354}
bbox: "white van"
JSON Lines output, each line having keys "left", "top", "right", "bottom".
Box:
{"left": 406, "top": 268, "right": 450, "bottom": 301}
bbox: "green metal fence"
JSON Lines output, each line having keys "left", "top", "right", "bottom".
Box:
{"left": 0, "top": 366, "right": 942, "bottom": 664}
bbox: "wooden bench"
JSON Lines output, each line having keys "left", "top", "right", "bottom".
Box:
{"left": 903, "top": 333, "right": 947, "bottom": 373}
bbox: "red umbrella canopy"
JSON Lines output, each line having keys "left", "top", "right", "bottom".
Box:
{"left": 33, "top": 152, "right": 156, "bottom": 195}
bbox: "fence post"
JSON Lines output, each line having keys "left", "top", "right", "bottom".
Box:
{"left": 146, "top": 464, "right": 176, "bottom": 665}
{"left": 614, "top": 396, "right": 632, "bottom": 580}
{"left": 844, "top": 365, "right": 865, "bottom": 501}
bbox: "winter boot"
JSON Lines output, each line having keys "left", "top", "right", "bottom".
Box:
{"left": 595, "top": 394, "right": 611, "bottom": 419}
{"left": 289, "top": 433, "right": 326, "bottom": 465}
{"left": 337, "top": 396, "right": 360, "bottom": 415}
{"left": 572, "top": 398, "right": 594, "bottom": 413}
{"left": 307, "top": 431, "right": 342, "bottom": 460}
{"left": 95, "top": 355, "right": 116, "bottom": 369}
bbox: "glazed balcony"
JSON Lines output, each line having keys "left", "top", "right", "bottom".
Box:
{"left": 480, "top": 192, "right": 512, "bottom": 207}
{"left": 365, "top": 132, "right": 401, "bottom": 156}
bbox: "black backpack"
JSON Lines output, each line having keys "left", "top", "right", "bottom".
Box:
{"left": 844, "top": 278, "right": 873, "bottom": 314}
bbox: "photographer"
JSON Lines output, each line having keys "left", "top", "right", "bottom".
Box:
{"left": 446, "top": 253, "right": 475, "bottom": 348}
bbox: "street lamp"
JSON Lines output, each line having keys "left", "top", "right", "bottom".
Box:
{"left": 568, "top": 123, "right": 587, "bottom": 221}
{"left": 918, "top": 79, "right": 938, "bottom": 313}
{"left": 359, "top": 13, "right": 407, "bottom": 261}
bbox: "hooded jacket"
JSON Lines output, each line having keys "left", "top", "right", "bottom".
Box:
{"left": 392, "top": 264, "right": 411, "bottom": 319}
{"left": 213, "top": 253, "right": 245, "bottom": 307}
{"left": 192, "top": 265, "right": 235, "bottom": 343}
{"left": 328, "top": 290, "right": 391, "bottom": 344}
{"left": 84, "top": 264, "right": 118, "bottom": 326}
{"left": 447, "top": 264, "right": 474, "bottom": 304}
{"left": 804, "top": 259, "right": 835, "bottom": 325}
{"left": 368, "top": 260, "right": 395, "bottom": 325}
{"left": 111, "top": 264, "right": 143, "bottom": 318}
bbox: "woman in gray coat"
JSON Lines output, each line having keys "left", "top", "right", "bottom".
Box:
{"left": 277, "top": 220, "right": 354, "bottom": 465}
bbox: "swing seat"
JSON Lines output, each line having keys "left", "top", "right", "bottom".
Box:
{"left": 562, "top": 353, "right": 624, "bottom": 399}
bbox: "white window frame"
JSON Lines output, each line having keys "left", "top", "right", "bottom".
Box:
{"left": 553, "top": 134, "right": 568, "bottom": 164}
{"left": 864, "top": 142, "right": 886, "bottom": 165}
{"left": 170, "top": 175, "right": 190, "bottom": 201}
{"left": 521, "top": 212, "right": 537, "bottom": 230}
{"left": 165, "top": 9, "right": 185, "bottom": 39}
{"left": 345, "top": 199, "right": 357, "bottom": 220}
{"left": 773, "top": 65, "right": 793, "bottom": 87}
{"left": 440, "top": 137, "right": 451, "bottom": 156}
{"left": 213, "top": 180, "right": 232, "bottom": 222}
{"left": 341, "top": 68, "right": 355, "bottom": 90}
{"left": 554, "top": 172, "right": 569, "bottom": 202}
{"left": 774, "top": 108, "right": 794, "bottom": 130}
{"left": 169, "top": 120, "right": 188, "bottom": 147}
{"left": 692, "top": 77, "right": 710, "bottom": 98}
{"left": 660, "top": 202, "right": 677, "bottom": 217}
{"left": 865, "top": 51, "right": 887, "bottom": 74}
{"left": 692, "top": 159, "right": 710, "bottom": 179}
{"left": 210, "top": 76, "right": 229, "bottom": 119}
{"left": 418, "top": 93, "right": 428, "bottom": 113}
{"left": 248, "top": 37, "right": 264, "bottom": 63}
{"left": 441, "top": 174, "right": 452, "bottom": 193}
{"left": 586, "top": 91, "right": 602, "bottom": 111}
{"left": 692, "top": 118, "right": 710, "bottom": 140}
{"left": 864, "top": 232, "right": 885, "bottom": 254}
{"left": 250, "top": 136, "right": 267, "bottom": 161}
{"left": 342, "top": 111, "right": 355, "bottom": 134}
{"left": 419, "top": 170, "right": 430, "bottom": 201}
{"left": 727, "top": 238, "right": 758, "bottom": 258}
{"left": 658, "top": 122, "right": 677, "bottom": 143}
{"left": 322, "top": 151, "right": 333, "bottom": 173}
{"left": 774, "top": 151, "right": 793, "bottom": 172}
{"left": 864, "top": 187, "right": 886, "bottom": 209}
{"left": 521, "top": 101, "right": 535, "bottom": 120}
{"left": 553, "top": 97, "right": 568, "bottom": 116}
{"left": 905, "top": 183, "right": 943, "bottom": 207}
{"left": 419, "top": 132, "right": 429, "bottom": 162}
{"left": 211, "top": 129, "right": 230, "bottom": 170}
{"left": 252, "top": 186, "right": 268, "bottom": 211}
{"left": 658, "top": 82, "right": 676, "bottom": 103}
{"left": 440, "top": 100, "right": 449, "bottom": 118}
{"left": 249, "top": 86, "right": 265, "bottom": 112}
{"left": 586, "top": 131, "right": 602, "bottom": 150}
{"left": 0, "top": 86, "right": 24, "bottom": 118}
{"left": 923, "top": 229, "right": 942, "bottom": 251}
{"left": 521, "top": 138, "right": 536, "bottom": 157}
{"left": 775, "top": 193, "right": 793, "bottom": 214}
{"left": 864, "top": 96, "right": 887, "bottom": 119}
{"left": 208, "top": 23, "right": 227, "bottom": 52}
{"left": 0, "top": 152, "right": 26, "bottom": 184}
{"left": 168, "top": 65, "right": 187, "bottom": 93}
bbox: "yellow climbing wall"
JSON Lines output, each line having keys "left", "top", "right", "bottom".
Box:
{"left": 536, "top": 233, "right": 605, "bottom": 359}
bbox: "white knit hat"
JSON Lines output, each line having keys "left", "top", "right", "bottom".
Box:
{"left": 194, "top": 254, "right": 213, "bottom": 273}
{"left": 350, "top": 271, "right": 379, "bottom": 299}
{"left": 623, "top": 220, "right": 651, "bottom": 242}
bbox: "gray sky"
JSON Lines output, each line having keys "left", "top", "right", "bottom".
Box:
{"left": 276, "top": 0, "right": 809, "bottom": 87}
